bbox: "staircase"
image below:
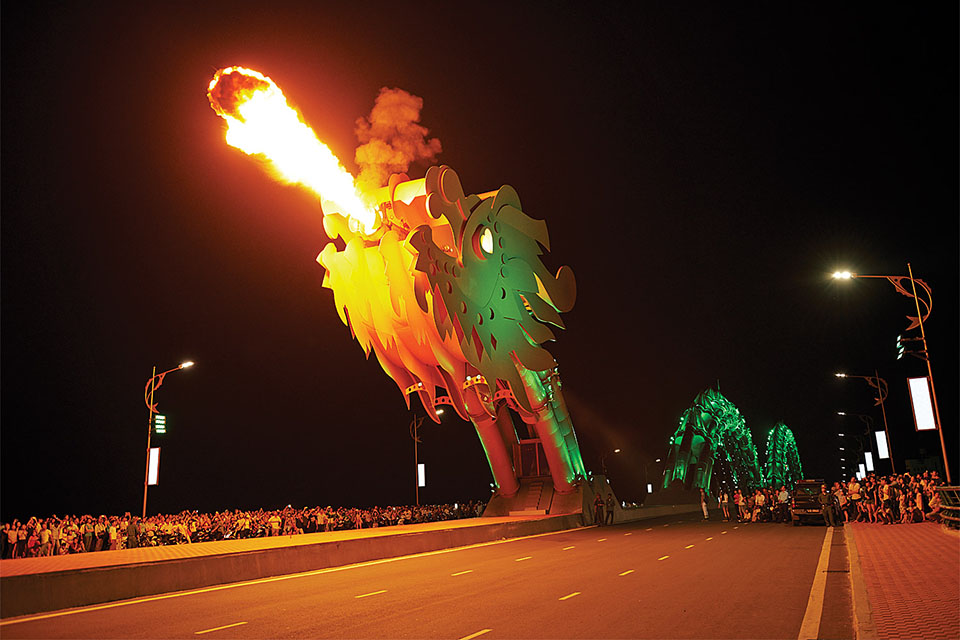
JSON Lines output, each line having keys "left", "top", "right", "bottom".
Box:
{"left": 508, "top": 479, "right": 548, "bottom": 516}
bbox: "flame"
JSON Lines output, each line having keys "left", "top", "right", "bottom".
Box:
{"left": 208, "top": 67, "right": 377, "bottom": 233}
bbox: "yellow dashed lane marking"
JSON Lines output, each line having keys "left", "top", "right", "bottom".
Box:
{"left": 658, "top": 555, "right": 670, "bottom": 561}
{"left": 619, "top": 569, "right": 635, "bottom": 576}
{"left": 458, "top": 629, "right": 492, "bottom": 640}
{"left": 515, "top": 556, "right": 532, "bottom": 562}
{"left": 559, "top": 592, "right": 581, "bottom": 600}
{"left": 451, "top": 570, "right": 473, "bottom": 576}
{"left": 195, "top": 622, "right": 247, "bottom": 635}
{"left": 355, "top": 590, "right": 387, "bottom": 599}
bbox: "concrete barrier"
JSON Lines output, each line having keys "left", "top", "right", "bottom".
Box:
{"left": 1, "top": 515, "right": 580, "bottom": 619}
{"left": 1, "top": 505, "right": 701, "bottom": 619}
{"left": 617, "top": 503, "right": 702, "bottom": 522}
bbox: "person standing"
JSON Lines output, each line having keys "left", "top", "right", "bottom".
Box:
{"left": 126, "top": 517, "right": 140, "bottom": 549}
{"left": 847, "top": 477, "right": 862, "bottom": 522}
{"left": 818, "top": 484, "right": 837, "bottom": 527}
{"left": 593, "top": 492, "right": 605, "bottom": 525}
{"left": 721, "top": 490, "right": 731, "bottom": 521}
{"left": 777, "top": 487, "right": 790, "bottom": 523}
{"left": 605, "top": 495, "right": 616, "bottom": 525}
{"left": 3, "top": 523, "right": 16, "bottom": 559}
{"left": 699, "top": 488, "right": 709, "bottom": 521}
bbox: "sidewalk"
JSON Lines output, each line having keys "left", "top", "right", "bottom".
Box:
{"left": 847, "top": 521, "right": 959, "bottom": 640}
{"left": 1, "top": 514, "right": 585, "bottom": 618}
{"left": 0, "top": 516, "right": 529, "bottom": 578}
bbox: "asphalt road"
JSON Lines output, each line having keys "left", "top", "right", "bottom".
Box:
{"left": 1, "top": 514, "right": 851, "bottom": 639}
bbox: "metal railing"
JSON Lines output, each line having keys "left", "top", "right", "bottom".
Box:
{"left": 935, "top": 486, "right": 960, "bottom": 529}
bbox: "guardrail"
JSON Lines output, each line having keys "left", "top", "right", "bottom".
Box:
{"left": 936, "top": 486, "right": 960, "bottom": 529}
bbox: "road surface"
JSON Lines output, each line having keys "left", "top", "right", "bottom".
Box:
{"left": 0, "top": 513, "right": 851, "bottom": 639}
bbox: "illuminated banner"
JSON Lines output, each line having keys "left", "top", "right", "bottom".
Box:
{"left": 907, "top": 377, "right": 937, "bottom": 431}
{"left": 864, "top": 451, "right": 874, "bottom": 472}
{"left": 417, "top": 463, "right": 426, "bottom": 488}
{"left": 147, "top": 447, "right": 161, "bottom": 485}
{"left": 875, "top": 431, "right": 889, "bottom": 459}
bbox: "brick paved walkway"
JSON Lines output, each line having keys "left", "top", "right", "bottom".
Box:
{"left": 848, "top": 522, "right": 959, "bottom": 640}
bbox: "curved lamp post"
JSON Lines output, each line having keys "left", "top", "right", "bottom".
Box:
{"left": 142, "top": 361, "right": 194, "bottom": 518}
{"left": 600, "top": 448, "right": 621, "bottom": 477}
{"left": 835, "top": 373, "right": 893, "bottom": 474}
{"left": 833, "top": 264, "right": 949, "bottom": 482}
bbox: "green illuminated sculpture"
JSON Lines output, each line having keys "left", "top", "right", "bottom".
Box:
{"left": 762, "top": 422, "right": 803, "bottom": 489}
{"left": 662, "top": 389, "right": 763, "bottom": 494}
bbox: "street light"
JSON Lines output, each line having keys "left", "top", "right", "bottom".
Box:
{"left": 142, "top": 361, "right": 194, "bottom": 518}
{"left": 832, "top": 264, "right": 949, "bottom": 482}
{"left": 410, "top": 411, "right": 444, "bottom": 507}
{"left": 835, "top": 372, "right": 894, "bottom": 474}
{"left": 600, "top": 448, "right": 621, "bottom": 477}
{"left": 643, "top": 457, "right": 662, "bottom": 494}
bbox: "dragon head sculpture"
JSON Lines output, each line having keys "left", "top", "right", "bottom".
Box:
{"left": 318, "top": 166, "right": 584, "bottom": 494}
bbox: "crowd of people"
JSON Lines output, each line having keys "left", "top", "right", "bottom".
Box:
{"left": 712, "top": 485, "right": 795, "bottom": 523}
{"left": 0, "top": 501, "right": 486, "bottom": 560}
{"left": 816, "top": 471, "right": 944, "bottom": 527}
{"left": 710, "top": 470, "right": 945, "bottom": 526}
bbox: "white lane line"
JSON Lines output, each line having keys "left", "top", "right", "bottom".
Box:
{"left": 619, "top": 570, "right": 634, "bottom": 576}
{"left": 798, "top": 527, "right": 834, "bottom": 640}
{"left": 562, "top": 545, "right": 575, "bottom": 550}
{"left": 355, "top": 589, "right": 387, "bottom": 599}
{"left": 657, "top": 555, "right": 670, "bottom": 561}
{"left": 195, "top": 622, "right": 248, "bottom": 635}
{"left": 451, "top": 570, "right": 473, "bottom": 576}
{"left": 559, "top": 592, "right": 581, "bottom": 601}
{"left": 515, "top": 556, "right": 532, "bottom": 562}
{"left": 458, "top": 629, "right": 492, "bottom": 640}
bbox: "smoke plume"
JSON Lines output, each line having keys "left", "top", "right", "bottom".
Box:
{"left": 354, "top": 87, "right": 442, "bottom": 193}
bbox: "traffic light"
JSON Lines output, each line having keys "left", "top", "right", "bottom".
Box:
{"left": 154, "top": 413, "right": 167, "bottom": 434}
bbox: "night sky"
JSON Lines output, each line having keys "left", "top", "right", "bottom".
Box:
{"left": 2, "top": 3, "right": 956, "bottom": 522}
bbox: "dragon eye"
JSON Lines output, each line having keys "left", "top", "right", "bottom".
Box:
{"left": 472, "top": 226, "right": 495, "bottom": 259}
{"left": 480, "top": 227, "right": 494, "bottom": 254}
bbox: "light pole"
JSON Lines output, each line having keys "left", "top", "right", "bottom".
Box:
{"left": 143, "top": 361, "right": 194, "bottom": 518}
{"left": 832, "top": 265, "right": 949, "bottom": 482}
{"left": 600, "top": 448, "right": 621, "bottom": 477}
{"left": 643, "top": 457, "right": 662, "bottom": 493}
{"left": 836, "top": 412, "right": 879, "bottom": 474}
{"left": 835, "top": 372, "right": 894, "bottom": 474}
{"left": 410, "top": 408, "right": 443, "bottom": 507}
